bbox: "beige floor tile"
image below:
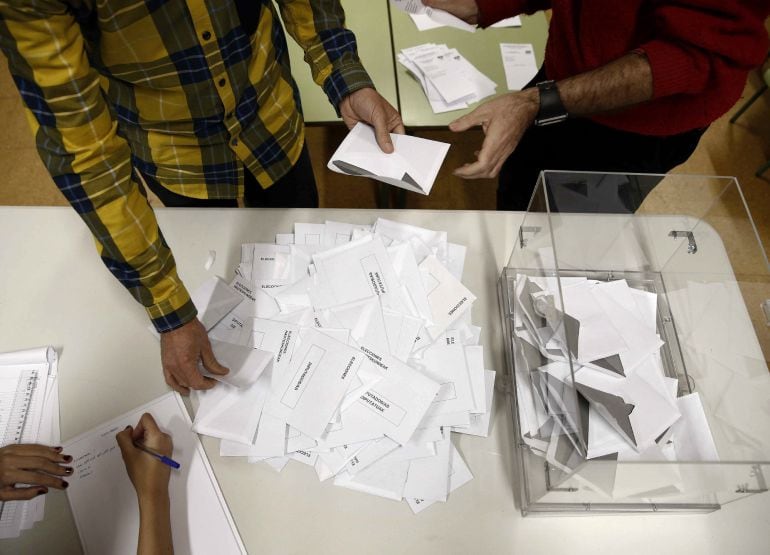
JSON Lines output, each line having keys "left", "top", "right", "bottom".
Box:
{"left": 0, "top": 54, "right": 18, "bottom": 99}
{"left": 0, "top": 96, "right": 35, "bottom": 150}
{"left": 0, "top": 148, "right": 64, "bottom": 206}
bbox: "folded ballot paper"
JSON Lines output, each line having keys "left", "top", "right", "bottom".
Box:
{"left": 511, "top": 273, "right": 720, "bottom": 496}
{"left": 182, "top": 218, "right": 495, "bottom": 514}
{"left": 328, "top": 123, "right": 449, "bottom": 195}
{"left": 398, "top": 43, "right": 497, "bottom": 113}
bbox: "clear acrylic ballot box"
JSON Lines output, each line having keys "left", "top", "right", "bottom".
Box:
{"left": 499, "top": 171, "right": 770, "bottom": 515}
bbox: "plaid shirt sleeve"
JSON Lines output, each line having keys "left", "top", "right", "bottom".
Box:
{"left": 276, "top": 0, "right": 375, "bottom": 112}
{"left": 0, "top": 2, "right": 197, "bottom": 333}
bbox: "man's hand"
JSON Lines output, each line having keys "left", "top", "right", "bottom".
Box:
{"left": 0, "top": 444, "right": 71, "bottom": 500}
{"left": 421, "top": 0, "right": 479, "bottom": 24}
{"left": 450, "top": 90, "right": 539, "bottom": 179}
{"left": 339, "top": 88, "right": 405, "bottom": 153}
{"left": 159, "top": 318, "right": 228, "bottom": 395}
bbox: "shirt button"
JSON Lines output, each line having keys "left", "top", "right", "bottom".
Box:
{"left": 218, "top": 78, "right": 226, "bottom": 87}
{"left": 202, "top": 30, "right": 211, "bottom": 41}
{"left": 231, "top": 138, "right": 238, "bottom": 147}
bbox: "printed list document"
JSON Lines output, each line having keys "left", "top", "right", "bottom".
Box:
{"left": 64, "top": 393, "right": 245, "bottom": 555}
{"left": 500, "top": 43, "right": 539, "bottom": 91}
{"left": 0, "top": 346, "right": 59, "bottom": 539}
{"left": 328, "top": 123, "right": 449, "bottom": 195}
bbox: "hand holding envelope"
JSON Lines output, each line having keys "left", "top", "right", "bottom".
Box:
{"left": 328, "top": 123, "right": 450, "bottom": 195}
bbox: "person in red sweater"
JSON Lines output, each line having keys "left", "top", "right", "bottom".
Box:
{"left": 423, "top": 0, "right": 770, "bottom": 210}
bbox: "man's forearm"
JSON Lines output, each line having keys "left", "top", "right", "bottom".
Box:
{"left": 556, "top": 52, "right": 654, "bottom": 117}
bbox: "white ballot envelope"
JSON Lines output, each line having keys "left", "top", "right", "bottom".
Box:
{"left": 328, "top": 123, "right": 449, "bottom": 195}
{"left": 199, "top": 339, "right": 273, "bottom": 389}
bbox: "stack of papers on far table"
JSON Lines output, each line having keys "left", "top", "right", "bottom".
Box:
{"left": 398, "top": 43, "right": 497, "bottom": 113}
{"left": 188, "top": 219, "right": 496, "bottom": 513}
{"left": 0, "top": 347, "right": 60, "bottom": 539}
{"left": 328, "top": 123, "right": 449, "bottom": 195}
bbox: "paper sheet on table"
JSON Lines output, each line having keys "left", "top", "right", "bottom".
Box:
{"left": 64, "top": 393, "right": 245, "bottom": 555}
{"left": 500, "top": 43, "right": 538, "bottom": 91}
{"left": 328, "top": 123, "right": 449, "bottom": 195}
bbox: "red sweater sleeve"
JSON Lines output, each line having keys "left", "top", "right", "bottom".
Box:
{"left": 476, "top": 0, "right": 552, "bottom": 27}
{"left": 638, "top": 0, "right": 770, "bottom": 99}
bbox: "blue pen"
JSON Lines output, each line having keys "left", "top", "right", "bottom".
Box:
{"left": 133, "top": 441, "right": 181, "bottom": 469}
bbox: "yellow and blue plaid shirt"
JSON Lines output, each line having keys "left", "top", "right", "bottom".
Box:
{"left": 0, "top": 0, "right": 373, "bottom": 331}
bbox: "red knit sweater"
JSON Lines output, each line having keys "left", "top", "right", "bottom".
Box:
{"left": 476, "top": 0, "right": 770, "bottom": 136}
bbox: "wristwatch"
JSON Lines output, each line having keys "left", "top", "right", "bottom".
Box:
{"left": 534, "top": 80, "right": 568, "bottom": 126}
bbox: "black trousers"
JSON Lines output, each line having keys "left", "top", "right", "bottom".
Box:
{"left": 143, "top": 144, "right": 319, "bottom": 208}
{"left": 498, "top": 70, "right": 706, "bottom": 211}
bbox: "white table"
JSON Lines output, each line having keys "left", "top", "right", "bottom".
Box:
{"left": 1, "top": 206, "right": 768, "bottom": 554}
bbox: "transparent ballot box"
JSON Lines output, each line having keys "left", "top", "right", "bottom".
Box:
{"left": 499, "top": 171, "right": 770, "bottom": 515}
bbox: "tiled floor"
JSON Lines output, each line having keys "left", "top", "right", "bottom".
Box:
{"left": 1, "top": 51, "right": 769, "bottom": 359}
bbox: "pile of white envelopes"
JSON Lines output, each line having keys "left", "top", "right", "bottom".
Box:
{"left": 189, "top": 219, "right": 495, "bottom": 513}
{"left": 512, "top": 274, "right": 719, "bottom": 482}
{"left": 398, "top": 44, "right": 496, "bottom": 113}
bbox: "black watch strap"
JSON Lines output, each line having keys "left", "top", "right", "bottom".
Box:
{"left": 534, "top": 80, "right": 568, "bottom": 126}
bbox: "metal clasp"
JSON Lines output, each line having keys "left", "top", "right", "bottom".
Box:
{"left": 668, "top": 230, "right": 697, "bottom": 254}
{"left": 519, "top": 226, "right": 542, "bottom": 248}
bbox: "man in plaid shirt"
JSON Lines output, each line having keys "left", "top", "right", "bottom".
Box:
{"left": 0, "top": 0, "right": 403, "bottom": 394}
